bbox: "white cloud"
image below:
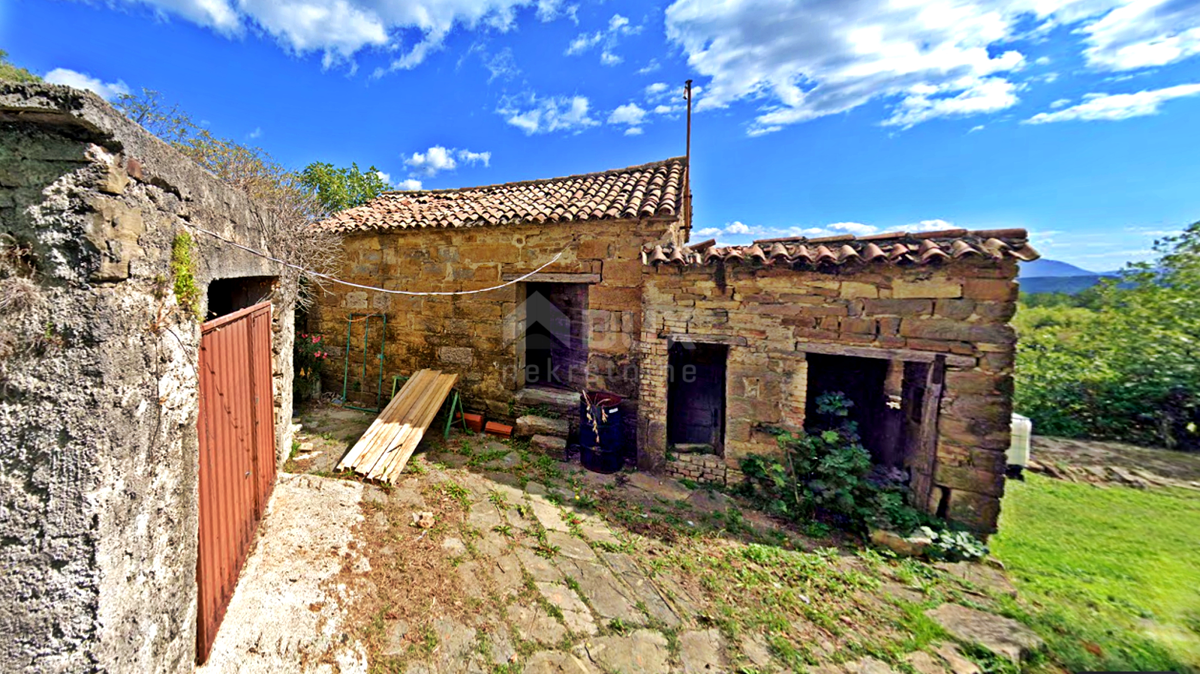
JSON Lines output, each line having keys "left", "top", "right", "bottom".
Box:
{"left": 663, "top": 0, "right": 1200, "bottom": 134}
{"left": 43, "top": 68, "right": 130, "bottom": 101}
{"left": 882, "top": 77, "right": 1022, "bottom": 130}
{"left": 458, "top": 149, "right": 492, "bottom": 166}
{"left": 564, "top": 12, "right": 638, "bottom": 64}
{"left": 396, "top": 178, "right": 424, "bottom": 191}
{"left": 714, "top": 218, "right": 962, "bottom": 242}
{"left": 109, "top": 0, "right": 573, "bottom": 71}
{"left": 608, "top": 102, "right": 646, "bottom": 135}
{"left": 1050, "top": 97, "right": 1072, "bottom": 108}
{"left": 1025, "top": 83, "right": 1200, "bottom": 123}
{"left": 607, "top": 103, "right": 646, "bottom": 126}
{"left": 565, "top": 31, "right": 603, "bottom": 55}
{"left": 1079, "top": 0, "right": 1200, "bottom": 71}
{"left": 248, "top": 126, "right": 263, "bottom": 139}
{"left": 497, "top": 94, "right": 598, "bottom": 134}
{"left": 637, "top": 59, "right": 661, "bottom": 74}
{"left": 969, "top": 124, "right": 985, "bottom": 132}
{"left": 404, "top": 146, "right": 492, "bottom": 176}
{"left": 1035, "top": 56, "right": 1052, "bottom": 65}
{"left": 119, "top": 0, "right": 242, "bottom": 34}
{"left": 375, "top": 170, "right": 392, "bottom": 186}
{"left": 645, "top": 82, "right": 669, "bottom": 96}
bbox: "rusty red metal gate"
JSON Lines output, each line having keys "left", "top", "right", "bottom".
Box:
{"left": 196, "top": 301, "right": 277, "bottom": 663}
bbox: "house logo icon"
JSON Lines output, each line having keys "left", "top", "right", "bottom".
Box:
{"left": 503, "top": 288, "right": 577, "bottom": 387}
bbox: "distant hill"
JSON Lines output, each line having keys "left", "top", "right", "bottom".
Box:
{"left": 1019, "top": 259, "right": 1096, "bottom": 278}
{"left": 1018, "top": 259, "right": 1119, "bottom": 295}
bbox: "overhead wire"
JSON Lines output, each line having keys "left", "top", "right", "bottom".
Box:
{"left": 180, "top": 221, "right": 567, "bottom": 297}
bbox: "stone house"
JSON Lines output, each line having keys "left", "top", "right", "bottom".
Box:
{"left": 1, "top": 83, "right": 295, "bottom": 671}
{"left": 314, "top": 158, "right": 1037, "bottom": 533}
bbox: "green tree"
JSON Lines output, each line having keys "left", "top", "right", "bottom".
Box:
{"left": 0, "top": 50, "right": 41, "bottom": 83}
{"left": 1015, "top": 222, "right": 1200, "bottom": 448}
{"left": 299, "top": 162, "right": 390, "bottom": 213}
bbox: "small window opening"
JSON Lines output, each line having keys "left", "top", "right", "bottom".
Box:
{"left": 206, "top": 276, "right": 275, "bottom": 320}
{"left": 667, "top": 342, "right": 727, "bottom": 455}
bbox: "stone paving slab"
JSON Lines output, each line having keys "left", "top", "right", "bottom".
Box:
{"left": 577, "top": 629, "right": 670, "bottom": 674}
{"left": 546, "top": 530, "right": 599, "bottom": 561}
{"left": 530, "top": 497, "right": 571, "bottom": 532}
{"left": 598, "top": 551, "right": 680, "bottom": 627}
{"left": 679, "top": 629, "right": 726, "bottom": 674}
{"left": 537, "top": 582, "right": 598, "bottom": 635}
{"left": 523, "top": 650, "right": 600, "bottom": 674}
{"left": 555, "top": 557, "right": 643, "bottom": 624}
{"left": 510, "top": 602, "right": 568, "bottom": 645}
{"left": 516, "top": 545, "right": 567, "bottom": 583}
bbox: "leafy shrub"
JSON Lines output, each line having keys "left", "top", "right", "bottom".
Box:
{"left": 737, "top": 391, "right": 923, "bottom": 534}
{"left": 1015, "top": 222, "right": 1200, "bottom": 449}
{"left": 919, "top": 526, "right": 988, "bottom": 562}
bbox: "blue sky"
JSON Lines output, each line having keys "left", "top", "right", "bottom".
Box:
{"left": 6, "top": 0, "right": 1200, "bottom": 271}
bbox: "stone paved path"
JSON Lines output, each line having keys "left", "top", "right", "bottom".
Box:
{"left": 284, "top": 413, "right": 1041, "bottom": 674}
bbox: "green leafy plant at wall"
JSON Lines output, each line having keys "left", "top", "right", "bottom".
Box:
{"left": 736, "top": 391, "right": 925, "bottom": 535}
{"left": 170, "top": 232, "right": 201, "bottom": 320}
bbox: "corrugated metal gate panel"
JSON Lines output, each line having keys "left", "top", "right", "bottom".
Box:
{"left": 196, "top": 301, "right": 276, "bottom": 663}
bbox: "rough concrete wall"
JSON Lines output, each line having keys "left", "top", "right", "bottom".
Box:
{"left": 312, "top": 218, "right": 673, "bottom": 440}
{"left": 0, "top": 83, "right": 294, "bottom": 673}
{"left": 638, "top": 260, "right": 1019, "bottom": 532}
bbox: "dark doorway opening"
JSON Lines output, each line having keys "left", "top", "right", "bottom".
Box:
{"left": 207, "top": 276, "right": 275, "bottom": 320}
{"left": 667, "top": 342, "right": 727, "bottom": 454}
{"left": 523, "top": 283, "right": 587, "bottom": 390}
{"left": 805, "top": 353, "right": 905, "bottom": 466}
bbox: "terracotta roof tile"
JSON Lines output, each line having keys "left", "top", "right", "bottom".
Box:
{"left": 643, "top": 228, "right": 1039, "bottom": 268}
{"left": 321, "top": 157, "right": 687, "bottom": 233}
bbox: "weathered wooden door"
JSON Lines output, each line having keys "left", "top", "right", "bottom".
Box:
{"left": 195, "top": 301, "right": 277, "bottom": 663}
{"left": 903, "top": 356, "right": 945, "bottom": 513}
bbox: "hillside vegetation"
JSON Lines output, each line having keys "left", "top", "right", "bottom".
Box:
{"left": 1014, "top": 222, "right": 1200, "bottom": 450}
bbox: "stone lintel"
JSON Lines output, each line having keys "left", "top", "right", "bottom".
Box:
{"left": 795, "top": 341, "right": 976, "bottom": 367}
{"left": 501, "top": 272, "right": 601, "bottom": 283}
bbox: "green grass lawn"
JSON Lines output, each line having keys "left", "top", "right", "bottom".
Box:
{"left": 992, "top": 474, "right": 1200, "bottom": 672}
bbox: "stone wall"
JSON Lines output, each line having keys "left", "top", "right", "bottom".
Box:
{"left": 0, "top": 83, "right": 294, "bottom": 673}
{"left": 663, "top": 452, "right": 728, "bottom": 484}
{"left": 312, "top": 217, "right": 677, "bottom": 443}
{"left": 639, "top": 260, "right": 1019, "bottom": 532}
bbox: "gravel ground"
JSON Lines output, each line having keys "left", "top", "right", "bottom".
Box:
{"left": 197, "top": 473, "right": 370, "bottom": 674}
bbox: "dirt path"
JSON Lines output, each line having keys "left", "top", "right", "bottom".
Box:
{"left": 197, "top": 474, "right": 369, "bottom": 674}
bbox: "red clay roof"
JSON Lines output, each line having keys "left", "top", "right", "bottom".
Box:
{"left": 319, "top": 157, "right": 686, "bottom": 233}
{"left": 643, "top": 228, "right": 1039, "bottom": 267}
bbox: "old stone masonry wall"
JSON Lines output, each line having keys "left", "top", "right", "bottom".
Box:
{"left": 0, "top": 83, "right": 294, "bottom": 673}
{"left": 313, "top": 217, "right": 674, "bottom": 435}
{"left": 640, "top": 260, "right": 1019, "bottom": 533}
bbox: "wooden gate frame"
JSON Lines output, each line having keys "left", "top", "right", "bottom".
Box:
{"left": 195, "top": 301, "right": 277, "bottom": 663}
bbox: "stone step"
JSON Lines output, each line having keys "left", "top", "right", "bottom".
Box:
{"left": 515, "top": 387, "right": 580, "bottom": 415}
{"left": 515, "top": 414, "right": 569, "bottom": 439}
{"left": 531, "top": 435, "right": 567, "bottom": 455}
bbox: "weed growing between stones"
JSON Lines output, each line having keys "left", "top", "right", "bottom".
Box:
{"left": 169, "top": 232, "right": 201, "bottom": 319}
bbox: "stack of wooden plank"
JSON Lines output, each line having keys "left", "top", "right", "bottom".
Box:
{"left": 337, "top": 369, "right": 459, "bottom": 483}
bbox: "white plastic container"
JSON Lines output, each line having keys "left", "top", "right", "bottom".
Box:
{"left": 1007, "top": 413, "right": 1032, "bottom": 467}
